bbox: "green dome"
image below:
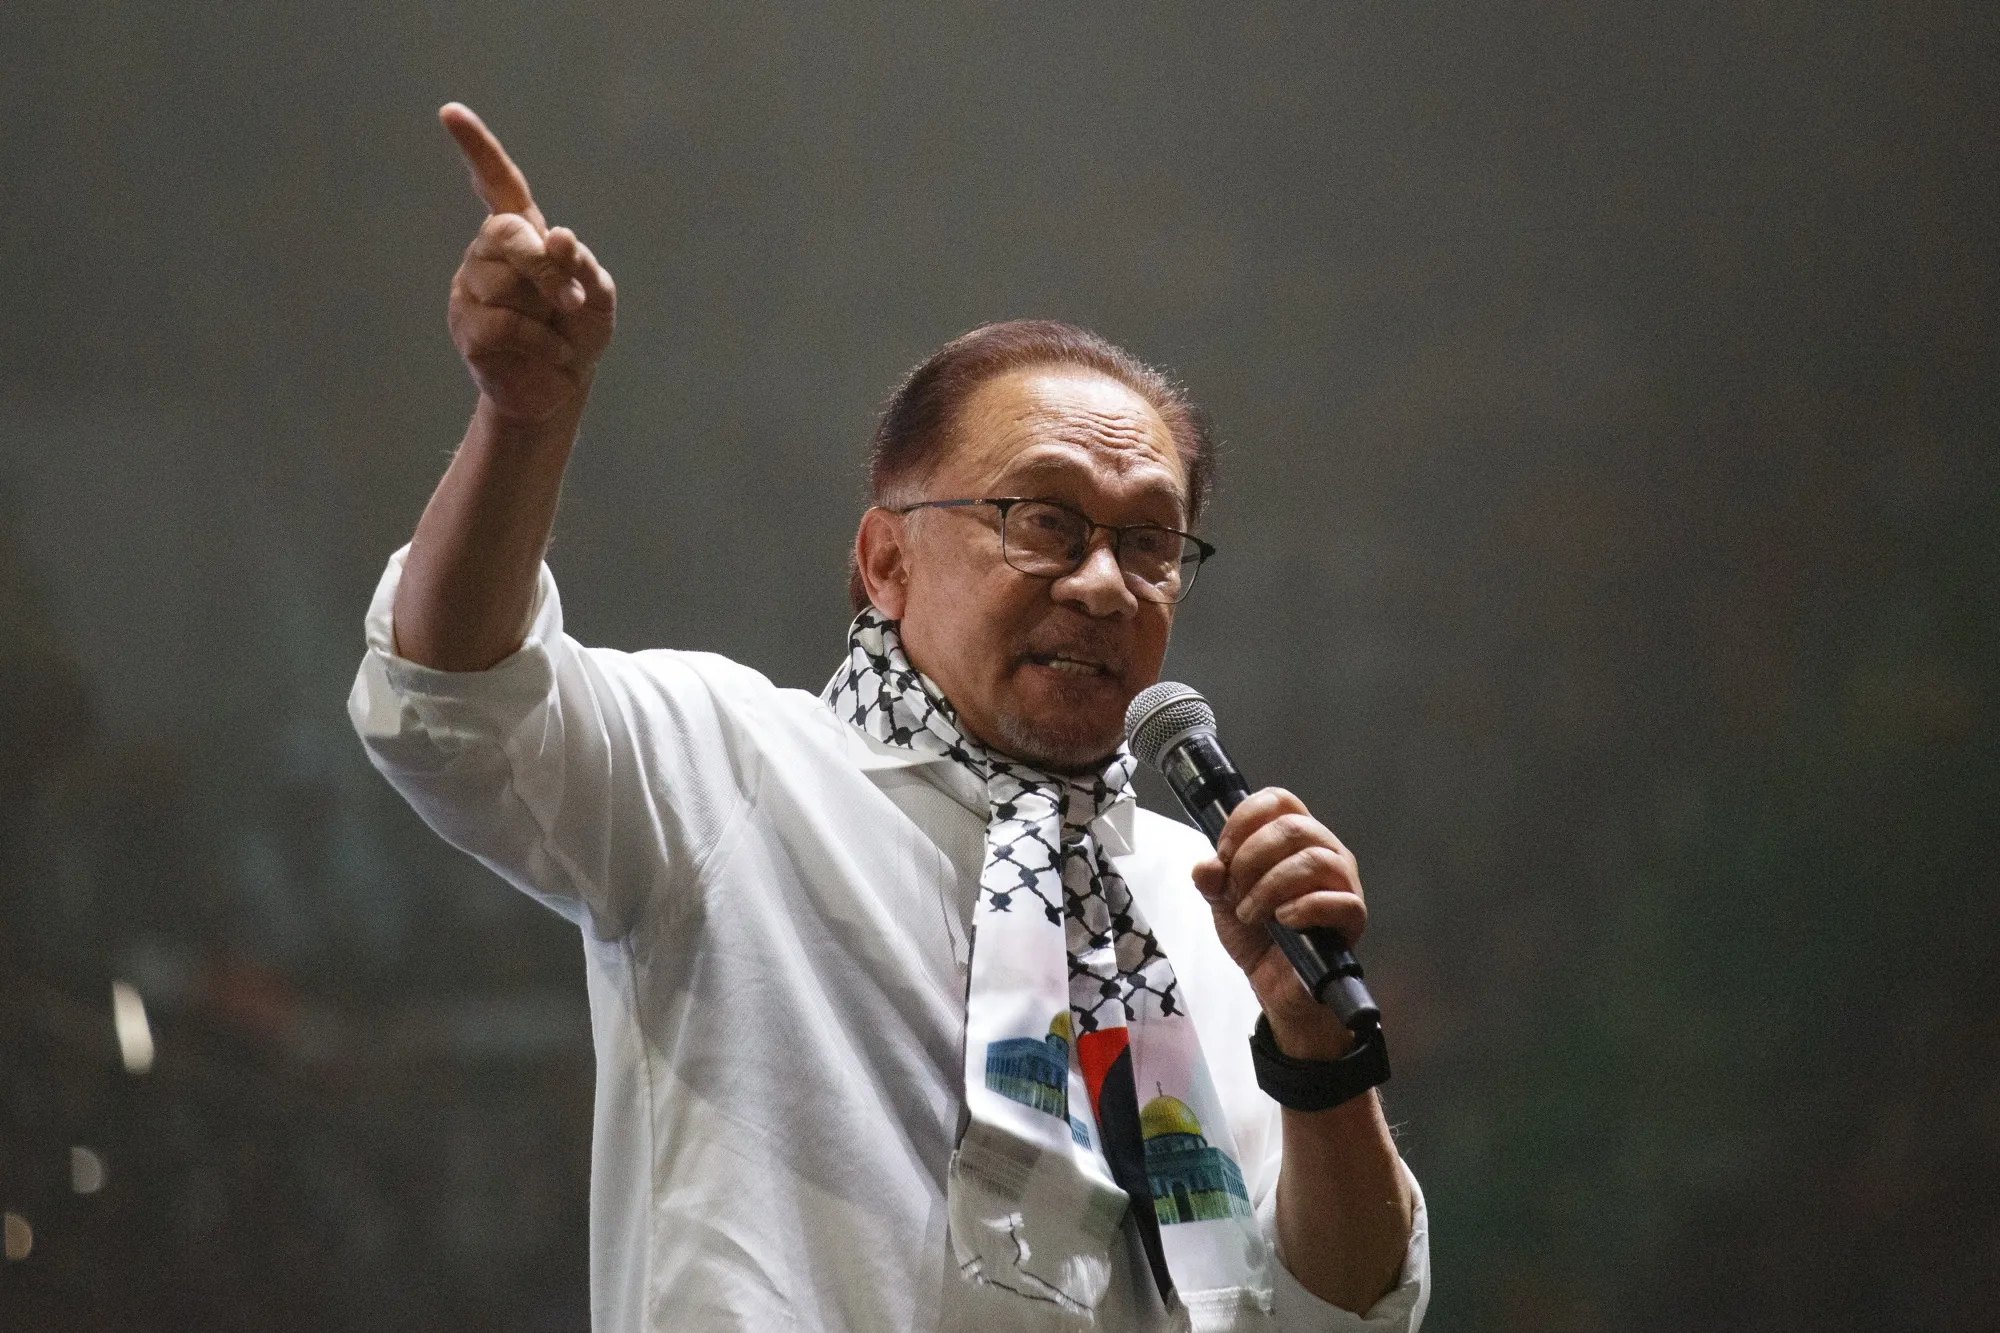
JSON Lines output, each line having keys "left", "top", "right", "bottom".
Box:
{"left": 1139, "top": 1095, "right": 1203, "bottom": 1140}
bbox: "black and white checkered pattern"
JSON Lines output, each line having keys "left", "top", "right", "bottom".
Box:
{"left": 823, "top": 609, "right": 1182, "bottom": 1036}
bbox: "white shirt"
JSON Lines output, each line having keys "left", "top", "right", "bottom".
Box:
{"left": 348, "top": 548, "right": 1430, "bottom": 1333}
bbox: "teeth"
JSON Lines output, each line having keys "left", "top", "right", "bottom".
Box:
{"left": 1040, "top": 657, "right": 1102, "bottom": 676}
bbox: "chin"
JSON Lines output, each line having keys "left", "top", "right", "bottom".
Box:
{"left": 988, "top": 704, "right": 1123, "bottom": 775}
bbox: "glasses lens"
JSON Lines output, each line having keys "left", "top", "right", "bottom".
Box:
{"left": 999, "top": 501, "right": 1206, "bottom": 603}
{"left": 1117, "top": 526, "right": 1183, "bottom": 582}
{"left": 1121, "top": 527, "right": 1202, "bottom": 603}
{"left": 1001, "top": 501, "right": 1088, "bottom": 575}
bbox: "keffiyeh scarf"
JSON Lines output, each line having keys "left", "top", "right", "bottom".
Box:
{"left": 824, "top": 609, "right": 1272, "bottom": 1328}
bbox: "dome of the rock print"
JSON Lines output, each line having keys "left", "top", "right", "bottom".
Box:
{"left": 1139, "top": 1094, "right": 1203, "bottom": 1141}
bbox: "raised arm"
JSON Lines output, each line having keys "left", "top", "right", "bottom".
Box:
{"left": 393, "top": 103, "right": 618, "bottom": 671}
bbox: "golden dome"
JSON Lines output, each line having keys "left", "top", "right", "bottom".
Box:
{"left": 1048, "top": 1012, "right": 1073, "bottom": 1044}
{"left": 1139, "top": 1095, "right": 1203, "bottom": 1141}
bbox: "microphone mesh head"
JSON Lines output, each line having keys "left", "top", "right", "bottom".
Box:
{"left": 1124, "top": 681, "right": 1215, "bottom": 770}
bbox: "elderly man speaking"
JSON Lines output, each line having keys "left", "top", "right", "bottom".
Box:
{"left": 350, "top": 105, "right": 1429, "bottom": 1333}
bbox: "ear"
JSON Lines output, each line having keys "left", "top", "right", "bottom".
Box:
{"left": 854, "top": 507, "right": 911, "bottom": 620}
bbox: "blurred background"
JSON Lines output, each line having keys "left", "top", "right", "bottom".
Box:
{"left": 2, "top": 2, "right": 1995, "bottom": 1329}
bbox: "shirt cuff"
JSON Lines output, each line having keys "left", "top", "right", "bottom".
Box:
{"left": 349, "top": 545, "right": 566, "bottom": 750}
{"left": 1261, "top": 1160, "right": 1430, "bottom": 1333}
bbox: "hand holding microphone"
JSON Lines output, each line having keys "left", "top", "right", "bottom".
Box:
{"left": 1126, "top": 683, "right": 1389, "bottom": 1105}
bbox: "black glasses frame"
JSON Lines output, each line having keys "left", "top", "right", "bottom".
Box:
{"left": 893, "top": 496, "right": 1216, "bottom": 604}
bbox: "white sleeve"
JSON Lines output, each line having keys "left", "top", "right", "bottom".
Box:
{"left": 346, "top": 546, "right": 759, "bottom": 938}
{"left": 1260, "top": 1159, "right": 1430, "bottom": 1333}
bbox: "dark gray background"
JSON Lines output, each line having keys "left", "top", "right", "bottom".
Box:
{"left": 3, "top": 3, "right": 1995, "bottom": 1329}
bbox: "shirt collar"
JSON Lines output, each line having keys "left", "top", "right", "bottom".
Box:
{"left": 840, "top": 720, "right": 1137, "bottom": 855}
{"left": 841, "top": 722, "right": 951, "bottom": 772}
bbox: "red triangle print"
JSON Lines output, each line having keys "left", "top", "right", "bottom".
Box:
{"left": 1075, "top": 1026, "right": 1130, "bottom": 1118}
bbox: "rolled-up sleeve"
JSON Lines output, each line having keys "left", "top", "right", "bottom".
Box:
{"left": 1229, "top": 1087, "right": 1428, "bottom": 1332}
{"left": 347, "top": 546, "right": 757, "bottom": 938}
{"left": 1260, "top": 1162, "right": 1429, "bottom": 1333}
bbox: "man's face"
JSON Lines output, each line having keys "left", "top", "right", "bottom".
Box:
{"left": 865, "top": 367, "right": 1189, "bottom": 773}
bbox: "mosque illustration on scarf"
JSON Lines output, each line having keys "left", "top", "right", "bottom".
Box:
{"left": 1140, "top": 1090, "right": 1252, "bottom": 1225}
{"left": 984, "top": 1013, "right": 1092, "bottom": 1146}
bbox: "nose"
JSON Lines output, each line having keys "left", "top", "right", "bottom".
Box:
{"left": 1050, "top": 534, "right": 1137, "bottom": 618}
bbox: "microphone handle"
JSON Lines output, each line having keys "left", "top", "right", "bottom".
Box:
{"left": 1162, "top": 735, "right": 1382, "bottom": 1034}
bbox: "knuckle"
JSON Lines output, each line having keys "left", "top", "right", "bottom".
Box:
{"left": 500, "top": 232, "right": 548, "bottom": 265}
{"left": 1273, "top": 811, "right": 1318, "bottom": 843}
{"left": 1300, "top": 844, "right": 1346, "bottom": 879}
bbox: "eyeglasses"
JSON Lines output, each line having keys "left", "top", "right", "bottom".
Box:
{"left": 894, "top": 497, "right": 1215, "bottom": 604}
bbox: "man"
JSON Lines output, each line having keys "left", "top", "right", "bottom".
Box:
{"left": 350, "top": 104, "right": 1428, "bottom": 1332}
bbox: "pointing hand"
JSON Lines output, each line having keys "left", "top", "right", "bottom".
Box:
{"left": 439, "top": 103, "right": 616, "bottom": 425}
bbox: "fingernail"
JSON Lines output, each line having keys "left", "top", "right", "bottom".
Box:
{"left": 1234, "top": 899, "right": 1254, "bottom": 923}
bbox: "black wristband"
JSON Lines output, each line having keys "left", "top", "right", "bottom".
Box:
{"left": 1249, "top": 1014, "right": 1391, "bottom": 1112}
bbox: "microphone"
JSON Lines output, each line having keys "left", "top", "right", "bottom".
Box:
{"left": 1124, "top": 682, "right": 1382, "bottom": 1034}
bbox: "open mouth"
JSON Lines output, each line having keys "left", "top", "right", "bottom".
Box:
{"left": 1023, "top": 652, "right": 1116, "bottom": 678}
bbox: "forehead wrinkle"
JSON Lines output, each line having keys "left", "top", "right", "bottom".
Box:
{"left": 1033, "top": 404, "right": 1152, "bottom": 443}
{"left": 1000, "top": 451, "right": 1180, "bottom": 496}
{"left": 1018, "top": 410, "right": 1177, "bottom": 475}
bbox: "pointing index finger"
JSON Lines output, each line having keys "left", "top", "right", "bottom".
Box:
{"left": 439, "top": 102, "right": 542, "bottom": 228}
